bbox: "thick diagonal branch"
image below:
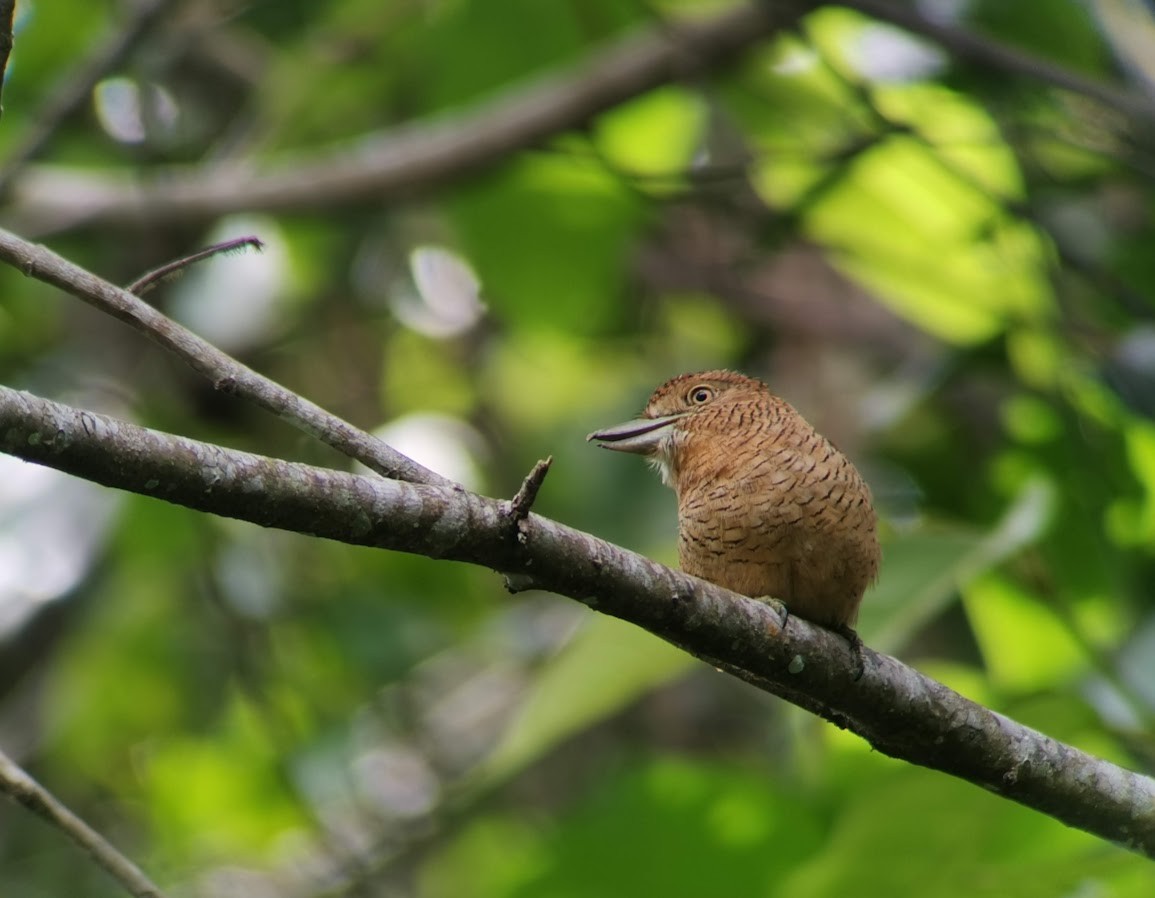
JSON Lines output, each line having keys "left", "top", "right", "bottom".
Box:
{"left": 1, "top": 385, "right": 1153, "bottom": 856}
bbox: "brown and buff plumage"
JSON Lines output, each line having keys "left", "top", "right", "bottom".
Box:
{"left": 589, "top": 370, "right": 879, "bottom": 630}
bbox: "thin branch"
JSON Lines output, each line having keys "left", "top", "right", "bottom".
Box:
{"left": 1, "top": 385, "right": 1152, "bottom": 855}
{"left": 0, "top": 0, "right": 183, "bottom": 195}
{"left": 845, "top": 0, "right": 1155, "bottom": 124}
{"left": 6, "top": 0, "right": 812, "bottom": 233}
{"left": 0, "top": 746, "right": 168, "bottom": 898}
{"left": 126, "top": 235, "right": 264, "bottom": 295}
{"left": 0, "top": 0, "right": 15, "bottom": 117}
{"left": 0, "top": 227, "right": 452, "bottom": 487}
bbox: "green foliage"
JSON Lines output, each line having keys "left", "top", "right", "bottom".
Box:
{"left": 477, "top": 615, "right": 694, "bottom": 787}
{"left": 430, "top": 757, "right": 828, "bottom": 898}
{"left": 1, "top": 0, "right": 1155, "bottom": 895}
{"left": 449, "top": 155, "right": 649, "bottom": 334}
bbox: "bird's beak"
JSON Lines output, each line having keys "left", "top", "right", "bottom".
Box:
{"left": 586, "top": 414, "right": 684, "bottom": 454}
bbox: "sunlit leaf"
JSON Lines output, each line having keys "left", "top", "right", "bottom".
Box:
{"left": 595, "top": 87, "right": 706, "bottom": 180}
{"left": 963, "top": 571, "right": 1087, "bottom": 690}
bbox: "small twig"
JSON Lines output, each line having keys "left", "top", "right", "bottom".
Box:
{"left": 0, "top": 0, "right": 16, "bottom": 118}
{"left": 0, "top": 226, "right": 453, "bottom": 487}
{"left": 0, "top": 747, "right": 168, "bottom": 898}
{"left": 0, "top": 0, "right": 183, "bottom": 195}
{"left": 503, "top": 456, "right": 553, "bottom": 593}
{"left": 508, "top": 455, "right": 553, "bottom": 525}
{"left": 126, "top": 235, "right": 265, "bottom": 295}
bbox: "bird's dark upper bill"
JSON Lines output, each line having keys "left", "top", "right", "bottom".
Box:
{"left": 586, "top": 414, "right": 682, "bottom": 453}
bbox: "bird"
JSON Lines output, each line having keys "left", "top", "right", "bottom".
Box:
{"left": 587, "top": 369, "right": 879, "bottom": 647}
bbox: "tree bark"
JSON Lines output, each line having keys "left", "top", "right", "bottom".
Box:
{"left": 1, "top": 384, "right": 1153, "bottom": 856}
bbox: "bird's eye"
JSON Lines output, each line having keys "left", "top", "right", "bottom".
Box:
{"left": 688, "top": 386, "right": 715, "bottom": 405}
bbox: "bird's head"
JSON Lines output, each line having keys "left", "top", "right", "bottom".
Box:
{"left": 587, "top": 370, "right": 772, "bottom": 486}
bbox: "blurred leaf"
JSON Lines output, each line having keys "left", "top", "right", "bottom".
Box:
{"left": 382, "top": 330, "right": 477, "bottom": 417}
{"left": 431, "top": 757, "right": 824, "bottom": 898}
{"left": 475, "top": 614, "right": 694, "bottom": 786}
{"left": 749, "top": 14, "right": 1053, "bottom": 348}
{"left": 1001, "top": 393, "right": 1063, "bottom": 445}
{"left": 655, "top": 294, "right": 748, "bottom": 369}
{"left": 863, "top": 477, "right": 1056, "bottom": 652}
{"left": 482, "top": 328, "right": 631, "bottom": 431}
{"left": 449, "top": 155, "right": 648, "bottom": 334}
{"left": 1116, "top": 417, "right": 1155, "bottom": 546}
{"left": 782, "top": 763, "right": 1141, "bottom": 898}
{"left": 963, "top": 571, "right": 1087, "bottom": 690}
{"left": 971, "top": 0, "right": 1106, "bottom": 74}
{"left": 419, "top": 0, "right": 588, "bottom": 109}
{"left": 739, "top": 35, "right": 873, "bottom": 207}
{"left": 594, "top": 87, "right": 707, "bottom": 179}
{"left": 1007, "top": 328, "right": 1067, "bottom": 390}
{"left": 420, "top": 817, "right": 549, "bottom": 898}
{"left": 803, "top": 120, "right": 1049, "bottom": 344}
{"left": 0, "top": 3, "right": 108, "bottom": 152}
{"left": 142, "top": 695, "right": 306, "bottom": 863}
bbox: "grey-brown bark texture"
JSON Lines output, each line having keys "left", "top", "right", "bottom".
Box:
{"left": 2, "top": 385, "right": 1153, "bottom": 856}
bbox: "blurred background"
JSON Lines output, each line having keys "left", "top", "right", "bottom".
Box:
{"left": 1, "top": 0, "right": 1155, "bottom": 894}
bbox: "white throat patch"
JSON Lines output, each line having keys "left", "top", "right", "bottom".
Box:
{"left": 645, "top": 428, "right": 680, "bottom": 488}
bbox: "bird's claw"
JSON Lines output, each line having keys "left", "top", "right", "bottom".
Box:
{"left": 832, "top": 624, "right": 867, "bottom": 681}
{"left": 753, "top": 595, "right": 790, "bottom": 629}
{"left": 753, "top": 599, "right": 866, "bottom": 680}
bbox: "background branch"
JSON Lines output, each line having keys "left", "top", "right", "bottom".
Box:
{"left": 0, "top": 384, "right": 1152, "bottom": 856}
{"left": 0, "top": 747, "right": 167, "bottom": 898}
{"left": 847, "top": 0, "right": 1155, "bottom": 124}
{"left": 7, "top": 0, "right": 1152, "bottom": 235}
{"left": 6, "top": 0, "right": 809, "bottom": 232}
{"left": 0, "top": 0, "right": 15, "bottom": 117}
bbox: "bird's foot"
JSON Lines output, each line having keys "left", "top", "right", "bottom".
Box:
{"left": 832, "top": 623, "right": 867, "bottom": 681}
{"left": 752, "top": 595, "right": 790, "bottom": 629}
{"left": 751, "top": 598, "right": 866, "bottom": 680}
